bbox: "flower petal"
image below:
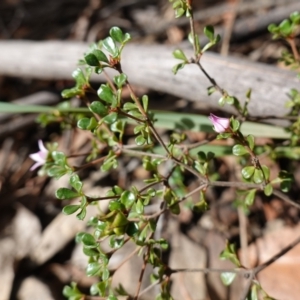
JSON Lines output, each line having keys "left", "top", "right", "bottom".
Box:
{"left": 38, "top": 139, "right": 48, "bottom": 153}
{"left": 29, "top": 152, "right": 45, "bottom": 163}
{"left": 29, "top": 140, "right": 49, "bottom": 171}
{"left": 208, "top": 113, "right": 230, "bottom": 133}
{"left": 30, "top": 161, "right": 43, "bottom": 171}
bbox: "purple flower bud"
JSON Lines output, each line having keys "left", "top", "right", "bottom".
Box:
{"left": 208, "top": 113, "right": 230, "bottom": 133}
{"left": 29, "top": 140, "right": 48, "bottom": 171}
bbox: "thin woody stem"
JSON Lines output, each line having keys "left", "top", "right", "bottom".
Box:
{"left": 195, "top": 60, "right": 225, "bottom": 95}
{"left": 121, "top": 148, "right": 166, "bottom": 159}
{"left": 239, "top": 234, "right": 300, "bottom": 300}
{"left": 287, "top": 37, "right": 300, "bottom": 61}
{"left": 72, "top": 155, "right": 107, "bottom": 171}
{"left": 187, "top": 0, "right": 198, "bottom": 58}
{"left": 117, "top": 63, "right": 171, "bottom": 156}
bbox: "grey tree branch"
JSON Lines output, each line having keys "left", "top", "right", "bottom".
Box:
{"left": 0, "top": 40, "right": 298, "bottom": 117}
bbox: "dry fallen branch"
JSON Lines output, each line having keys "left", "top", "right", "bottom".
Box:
{"left": 0, "top": 40, "right": 298, "bottom": 117}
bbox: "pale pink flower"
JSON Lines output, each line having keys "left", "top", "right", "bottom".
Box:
{"left": 208, "top": 113, "right": 230, "bottom": 133}
{"left": 29, "top": 140, "right": 48, "bottom": 171}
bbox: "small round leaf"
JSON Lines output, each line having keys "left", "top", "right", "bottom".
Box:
{"left": 62, "top": 204, "right": 81, "bottom": 215}
{"left": 120, "top": 191, "right": 136, "bottom": 209}
{"left": 253, "top": 169, "right": 264, "bottom": 184}
{"left": 241, "top": 166, "right": 255, "bottom": 179}
{"left": 110, "top": 27, "right": 124, "bottom": 43}
{"left": 264, "top": 183, "right": 273, "bottom": 196}
{"left": 86, "top": 262, "right": 101, "bottom": 276}
{"left": 220, "top": 272, "right": 236, "bottom": 286}
{"left": 56, "top": 188, "right": 79, "bottom": 200}
{"left": 90, "top": 101, "right": 108, "bottom": 117}
{"left": 232, "top": 144, "right": 248, "bottom": 156}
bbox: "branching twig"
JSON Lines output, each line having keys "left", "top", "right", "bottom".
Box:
{"left": 133, "top": 246, "right": 150, "bottom": 300}
{"left": 239, "top": 234, "right": 300, "bottom": 299}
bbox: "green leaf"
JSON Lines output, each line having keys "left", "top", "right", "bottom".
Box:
{"left": 82, "top": 233, "right": 97, "bottom": 247}
{"left": 246, "top": 135, "right": 255, "bottom": 150}
{"left": 86, "top": 262, "right": 101, "bottom": 276}
{"left": 84, "top": 53, "right": 99, "bottom": 66}
{"left": 172, "top": 62, "right": 186, "bottom": 74}
{"left": 226, "top": 96, "right": 235, "bottom": 105}
{"left": 207, "top": 151, "right": 215, "bottom": 161}
{"left": 103, "top": 36, "right": 118, "bottom": 57}
{"left": 251, "top": 284, "right": 259, "bottom": 300}
{"left": 280, "top": 180, "right": 292, "bottom": 192}
{"left": 136, "top": 199, "right": 144, "bottom": 214}
{"left": 90, "top": 101, "right": 108, "bottom": 117}
{"left": 126, "top": 222, "right": 139, "bottom": 237}
{"left": 123, "top": 32, "right": 131, "bottom": 43}
{"left": 113, "top": 73, "right": 127, "bottom": 88}
{"left": 97, "top": 84, "right": 115, "bottom": 103}
{"left": 101, "top": 157, "right": 118, "bottom": 172}
{"left": 220, "top": 272, "right": 236, "bottom": 286}
{"left": 159, "top": 239, "right": 169, "bottom": 250}
{"left": 189, "top": 32, "right": 201, "bottom": 54}
{"left": 246, "top": 88, "right": 252, "bottom": 99}
{"left": 268, "top": 23, "right": 278, "bottom": 33}
{"left": 220, "top": 242, "right": 241, "bottom": 267}
{"left": 72, "top": 68, "right": 86, "bottom": 86}
{"left": 102, "top": 267, "right": 110, "bottom": 281}
{"left": 70, "top": 174, "right": 83, "bottom": 192}
{"left": 142, "top": 95, "right": 149, "bottom": 112}
{"left": 290, "top": 11, "right": 300, "bottom": 24}
{"left": 193, "top": 191, "right": 209, "bottom": 213}
{"left": 261, "top": 165, "right": 270, "bottom": 181}
{"left": 207, "top": 86, "right": 216, "bottom": 95}
{"left": 175, "top": 7, "right": 185, "bottom": 18}
{"left": 93, "top": 49, "right": 108, "bottom": 63}
{"left": 279, "top": 19, "right": 292, "bottom": 36}
{"left": 63, "top": 282, "right": 83, "bottom": 299}
{"left": 135, "top": 135, "right": 146, "bottom": 146}
{"left": 241, "top": 166, "right": 255, "bottom": 179}
{"left": 109, "top": 235, "right": 125, "bottom": 249}
{"left": 52, "top": 151, "right": 66, "bottom": 165}
{"left": 110, "top": 26, "right": 124, "bottom": 43}
{"left": 123, "top": 102, "right": 138, "bottom": 111}
{"left": 75, "top": 232, "right": 85, "bottom": 243}
{"left": 90, "top": 281, "right": 107, "bottom": 297}
{"left": 76, "top": 208, "right": 87, "bottom": 220}
{"left": 120, "top": 191, "right": 136, "bottom": 209}
{"left": 218, "top": 96, "right": 225, "bottom": 106}
{"left": 112, "top": 212, "right": 128, "bottom": 234}
{"left": 77, "top": 117, "right": 98, "bottom": 130}
{"left": 61, "top": 87, "right": 82, "bottom": 98}
{"left": 173, "top": 49, "right": 188, "bottom": 61}
{"left": 231, "top": 119, "right": 240, "bottom": 132}
{"left": 197, "top": 151, "right": 207, "bottom": 161}
{"left": 56, "top": 188, "right": 79, "bottom": 200}
{"left": 109, "top": 200, "right": 125, "bottom": 211}
{"left": 47, "top": 166, "right": 68, "bottom": 179}
{"left": 170, "top": 201, "right": 180, "bottom": 215}
{"left": 83, "top": 246, "right": 100, "bottom": 256}
{"left": 102, "top": 112, "right": 118, "bottom": 124}
{"left": 111, "top": 120, "right": 125, "bottom": 134}
{"left": 204, "top": 25, "right": 215, "bottom": 41}
{"left": 245, "top": 189, "right": 256, "bottom": 206}
{"left": 63, "top": 204, "right": 81, "bottom": 215}
{"left": 253, "top": 169, "right": 264, "bottom": 184}
{"left": 264, "top": 183, "right": 273, "bottom": 196}
{"left": 232, "top": 144, "right": 248, "bottom": 156}
{"left": 194, "top": 161, "right": 206, "bottom": 175}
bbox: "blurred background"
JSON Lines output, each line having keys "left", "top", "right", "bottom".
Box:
{"left": 1, "top": 0, "right": 300, "bottom": 299}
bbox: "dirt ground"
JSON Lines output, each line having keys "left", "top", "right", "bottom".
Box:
{"left": 1, "top": 0, "right": 300, "bottom": 299}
